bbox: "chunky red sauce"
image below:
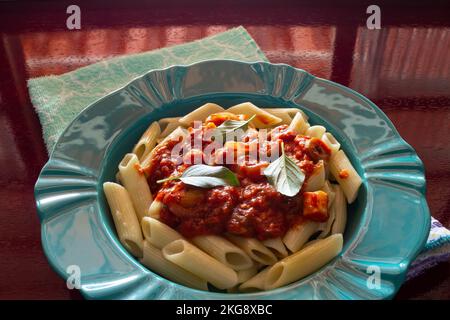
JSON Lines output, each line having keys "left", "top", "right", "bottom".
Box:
{"left": 144, "top": 118, "right": 331, "bottom": 240}
{"left": 339, "top": 169, "right": 350, "bottom": 179}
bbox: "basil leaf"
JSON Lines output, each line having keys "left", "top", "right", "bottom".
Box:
{"left": 213, "top": 114, "right": 256, "bottom": 142}
{"left": 263, "top": 142, "right": 305, "bottom": 197}
{"left": 157, "top": 164, "right": 240, "bottom": 188}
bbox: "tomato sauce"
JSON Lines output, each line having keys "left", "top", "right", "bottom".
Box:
{"left": 145, "top": 121, "right": 331, "bottom": 240}
{"left": 339, "top": 169, "right": 350, "bottom": 179}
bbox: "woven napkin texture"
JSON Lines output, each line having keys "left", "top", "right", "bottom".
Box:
{"left": 28, "top": 26, "right": 267, "bottom": 152}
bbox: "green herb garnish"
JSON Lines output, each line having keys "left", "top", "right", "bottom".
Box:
{"left": 213, "top": 114, "right": 256, "bottom": 142}
{"left": 263, "top": 142, "right": 305, "bottom": 197}
{"left": 157, "top": 164, "right": 240, "bottom": 188}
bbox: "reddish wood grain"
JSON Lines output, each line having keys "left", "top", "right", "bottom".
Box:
{"left": 0, "top": 1, "right": 448, "bottom": 300}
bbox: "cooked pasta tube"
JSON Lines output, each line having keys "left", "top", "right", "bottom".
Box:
{"left": 321, "top": 132, "right": 340, "bottom": 155}
{"left": 288, "top": 112, "right": 310, "bottom": 134}
{"left": 118, "top": 153, "right": 153, "bottom": 221}
{"left": 261, "top": 108, "right": 292, "bottom": 125}
{"left": 157, "top": 125, "right": 182, "bottom": 143}
{"left": 263, "top": 108, "right": 308, "bottom": 121}
{"left": 141, "top": 217, "right": 183, "bottom": 249}
{"left": 158, "top": 117, "right": 183, "bottom": 139}
{"left": 264, "top": 234, "right": 343, "bottom": 290}
{"left": 148, "top": 200, "right": 164, "bottom": 219}
{"left": 322, "top": 180, "right": 335, "bottom": 208}
{"left": 158, "top": 116, "right": 181, "bottom": 128}
{"left": 162, "top": 239, "right": 238, "bottom": 289}
{"left": 179, "top": 103, "right": 224, "bottom": 126}
{"left": 191, "top": 235, "right": 253, "bottom": 271}
{"left": 236, "top": 265, "right": 260, "bottom": 284}
{"left": 226, "top": 234, "right": 278, "bottom": 265}
{"left": 141, "top": 126, "right": 188, "bottom": 169}
{"left": 305, "top": 125, "right": 326, "bottom": 138}
{"left": 103, "top": 182, "right": 143, "bottom": 258}
{"left": 226, "top": 102, "right": 282, "bottom": 128}
{"left": 331, "top": 184, "right": 347, "bottom": 235}
{"left": 141, "top": 241, "right": 208, "bottom": 291}
{"left": 302, "top": 239, "right": 321, "bottom": 249}
{"left": 158, "top": 126, "right": 188, "bottom": 147}
{"left": 238, "top": 267, "right": 270, "bottom": 293}
{"left": 318, "top": 200, "right": 336, "bottom": 239}
{"left": 103, "top": 102, "right": 360, "bottom": 293}
{"left": 329, "top": 150, "right": 362, "bottom": 203}
{"left": 262, "top": 237, "right": 288, "bottom": 258}
{"left": 315, "top": 181, "right": 336, "bottom": 239}
{"left": 132, "top": 121, "right": 161, "bottom": 160}
{"left": 283, "top": 220, "right": 320, "bottom": 252}
{"left": 304, "top": 160, "right": 325, "bottom": 192}
{"left": 115, "top": 172, "right": 122, "bottom": 184}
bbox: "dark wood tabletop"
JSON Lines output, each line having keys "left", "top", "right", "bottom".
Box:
{"left": 0, "top": 0, "right": 449, "bottom": 300}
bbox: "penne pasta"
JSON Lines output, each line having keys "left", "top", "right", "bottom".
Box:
{"left": 159, "top": 126, "right": 188, "bottom": 146}
{"left": 288, "top": 112, "right": 310, "bottom": 135}
{"left": 115, "top": 172, "right": 122, "bottom": 184}
{"left": 158, "top": 124, "right": 183, "bottom": 143}
{"left": 118, "top": 153, "right": 153, "bottom": 221}
{"left": 132, "top": 121, "right": 161, "bottom": 160}
{"left": 311, "top": 180, "right": 337, "bottom": 239}
{"left": 329, "top": 150, "right": 362, "bottom": 203}
{"left": 141, "top": 126, "right": 189, "bottom": 169}
{"left": 226, "top": 234, "right": 278, "bottom": 265}
{"left": 141, "top": 217, "right": 183, "bottom": 249}
{"left": 265, "top": 234, "right": 343, "bottom": 290}
{"left": 305, "top": 125, "right": 326, "bottom": 138}
{"left": 103, "top": 102, "right": 362, "bottom": 292}
{"left": 283, "top": 220, "right": 320, "bottom": 252}
{"left": 263, "top": 107, "right": 309, "bottom": 121}
{"left": 191, "top": 235, "right": 253, "bottom": 271}
{"left": 331, "top": 184, "right": 347, "bottom": 235}
{"left": 236, "top": 265, "right": 260, "bottom": 284}
{"left": 302, "top": 239, "right": 321, "bottom": 249}
{"left": 305, "top": 160, "right": 325, "bottom": 192}
{"left": 322, "top": 180, "right": 335, "bottom": 208}
{"left": 239, "top": 267, "right": 270, "bottom": 293}
{"left": 103, "top": 182, "right": 143, "bottom": 258}
{"left": 179, "top": 103, "right": 224, "bottom": 126}
{"left": 261, "top": 108, "right": 292, "bottom": 125}
{"left": 262, "top": 237, "right": 288, "bottom": 258}
{"left": 148, "top": 200, "right": 164, "bottom": 219}
{"left": 317, "top": 195, "right": 337, "bottom": 239}
{"left": 158, "top": 116, "right": 181, "bottom": 127}
{"left": 163, "top": 239, "right": 238, "bottom": 289}
{"left": 321, "top": 132, "right": 340, "bottom": 155}
{"left": 226, "top": 102, "right": 282, "bottom": 128}
{"left": 141, "top": 241, "right": 208, "bottom": 291}
{"left": 158, "top": 117, "right": 183, "bottom": 139}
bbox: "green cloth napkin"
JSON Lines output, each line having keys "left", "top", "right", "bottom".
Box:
{"left": 27, "top": 26, "right": 268, "bottom": 153}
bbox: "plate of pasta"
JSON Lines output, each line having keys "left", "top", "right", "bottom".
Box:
{"left": 35, "top": 59, "right": 430, "bottom": 299}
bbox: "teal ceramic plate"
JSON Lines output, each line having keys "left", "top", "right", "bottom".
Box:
{"left": 35, "top": 60, "right": 430, "bottom": 299}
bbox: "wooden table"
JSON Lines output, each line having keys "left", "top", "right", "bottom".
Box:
{"left": 0, "top": 1, "right": 448, "bottom": 299}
